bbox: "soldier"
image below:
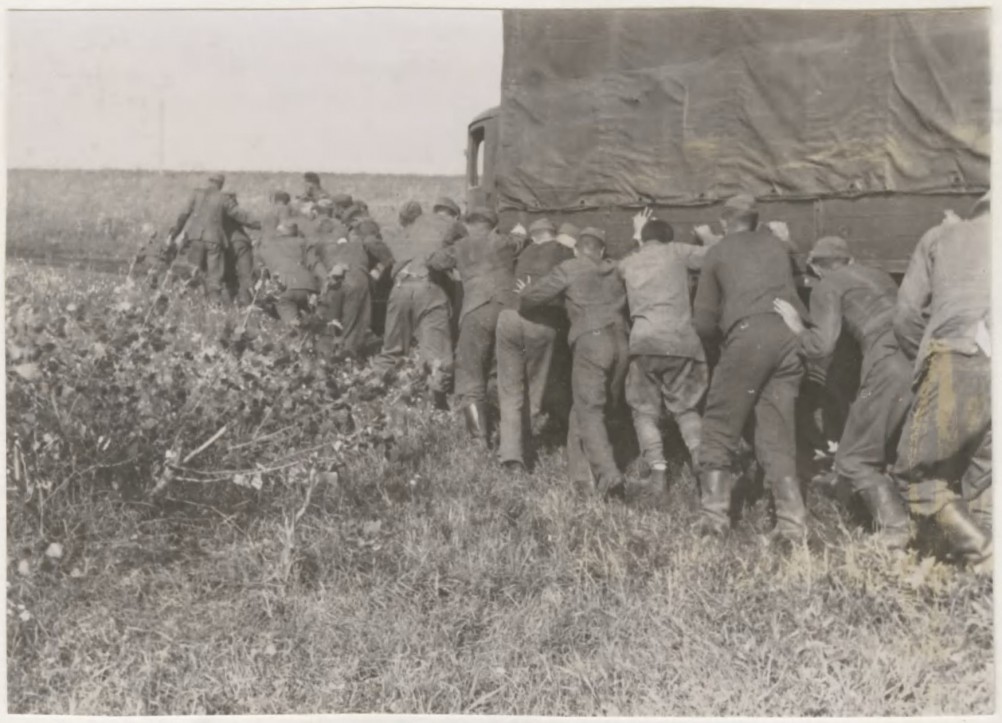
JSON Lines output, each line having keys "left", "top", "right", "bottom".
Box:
{"left": 222, "top": 191, "right": 256, "bottom": 306}
{"left": 297, "top": 172, "right": 332, "bottom": 207}
{"left": 324, "top": 216, "right": 394, "bottom": 359}
{"left": 892, "top": 193, "right": 991, "bottom": 571}
{"left": 518, "top": 227, "right": 629, "bottom": 496}
{"left": 692, "top": 196, "right": 809, "bottom": 543}
{"left": 370, "top": 197, "right": 466, "bottom": 408}
{"left": 167, "top": 173, "right": 260, "bottom": 304}
{"left": 331, "top": 193, "right": 354, "bottom": 221}
{"left": 255, "top": 221, "right": 323, "bottom": 328}
{"left": 496, "top": 217, "right": 575, "bottom": 473}
{"left": 620, "top": 214, "right": 717, "bottom": 504}
{"left": 773, "top": 236, "right": 912, "bottom": 548}
{"left": 428, "top": 207, "right": 521, "bottom": 443}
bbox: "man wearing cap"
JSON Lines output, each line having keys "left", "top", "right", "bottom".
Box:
{"left": 496, "top": 217, "right": 576, "bottom": 472}
{"left": 256, "top": 221, "right": 323, "bottom": 328}
{"left": 890, "top": 193, "right": 991, "bottom": 571}
{"left": 167, "top": 173, "right": 261, "bottom": 304}
{"left": 619, "top": 212, "right": 719, "bottom": 504}
{"left": 370, "top": 198, "right": 467, "bottom": 407}
{"left": 297, "top": 172, "right": 331, "bottom": 205}
{"left": 518, "top": 226, "right": 629, "bottom": 496}
{"left": 320, "top": 216, "right": 395, "bottom": 359}
{"left": 773, "top": 236, "right": 912, "bottom": 548}
{"left": 692, "top": 195, "right": 809, "bottom": 543}
{"left": 427, "top": 207, "right": 522, "bottom": 442}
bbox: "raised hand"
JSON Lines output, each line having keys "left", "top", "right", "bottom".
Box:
{"left": 632, "top": 207, "right": 654, "bottom": 239}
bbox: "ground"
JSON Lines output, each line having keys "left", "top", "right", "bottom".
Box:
{"left": 4, "top": 169, "right": 994, "bottom": 715}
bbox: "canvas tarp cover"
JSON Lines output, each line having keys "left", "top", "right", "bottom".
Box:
{"left": 497, "top": 9, "right": 990, "bottom": 212}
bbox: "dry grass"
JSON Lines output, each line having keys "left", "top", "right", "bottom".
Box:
{"left": 4, "top": 170, "right": 995, "bottom": 716}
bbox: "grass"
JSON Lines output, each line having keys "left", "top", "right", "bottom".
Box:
{"left": 5, "top": 170, "right": 995, "bottom": 716}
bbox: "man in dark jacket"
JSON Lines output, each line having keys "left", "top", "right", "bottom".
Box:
{"left": 428, "top": 207, "right": 522, "bottom": 443}
{"left": 370, "top": 198, "right": 466, "bottom": 407}
{"left": 518, "top": 227, "right": 629, "bottom": 497}
{"left": 168, "top": 173, "right": 260, "bottom": 304}
{"left": 496, "top": 217, "right": 575, "bottom": 472}
{"left": 692, "top": 197, "right": 808, "bottom": 542}
{"left": 774, "top": 236, "right": 912, "bottom": 548}
{"left": 318, "top": 217, "right": 394, "bottom": 359}
{"left": 256, "top": 221, "right": 323, "bottom": 327}
{"left": 891, "top": 193, "right": 991, "bottom": 571}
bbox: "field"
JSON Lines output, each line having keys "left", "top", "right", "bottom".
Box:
{"left": 5, "top": 169, "right": 994, "bottom": 715}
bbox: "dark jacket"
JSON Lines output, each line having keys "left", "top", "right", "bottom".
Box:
{"left": 797, "top": 263, "right": 902, "bottom": 381}
{"left": 519, "top": 256, "right": 628, "bottom": 346}
{"left": 430, "top": 227, "right": 522, "bottom": 322}
{"left": 693, "top": 228, "right": 806, "bottom": 340}
{"left": 172, "top": 186, "right": 259, "bottom": 245}
{"left": 393, "top": 213, "right": 466, "bottom": 279}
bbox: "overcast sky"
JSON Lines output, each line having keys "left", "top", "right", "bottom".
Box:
{"left": 7, "top": 9, "right": 502, "bottom": 174}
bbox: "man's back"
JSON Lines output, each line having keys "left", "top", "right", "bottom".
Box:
{"left": 184, "top": 186, "right": 230, "bottom": 244}
{"left": 620, "top": 242, "right": 705, "bottom": 359}
{"left": 454, "top": 228, "right": 519, "bottom": 316}
{"left": 693, "top": 228, "right": 804, "bottom": 338}
{"left": 543, "top": 257, "right": 628, "bottom": 346}
{"left": 822, "top": 264, "right": 898, "bottom": 350}
{"left": 396, "top": 214, "right": 465, "bottom": 275}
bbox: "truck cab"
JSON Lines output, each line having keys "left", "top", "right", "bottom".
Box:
{"left": 465, "top": 106, "right": 499, "bottom": 214}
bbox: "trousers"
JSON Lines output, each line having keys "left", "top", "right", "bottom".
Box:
{"left": 371, "top": 278, "right": 453, "bottom": 394}
{"left": 700, "top": 314, "right": 803, "bottom": 481}
{"left": 328, "top": 269, "right": 372, "bottom": 357}
{"left": 834, "top": 349, "right": 912, "bottom": 494}
{"left": 894, "top": 348, "right": 992, "bottom": 518}
{"left": 496, "top": 308, "right": 567, "bottom": 465}
{"left": 625, "top": 354, "right": 707, "bottom": 467}
{"left": 226, "top": 239, "right": 254, "bottom": 306}
{"left": 187, "top": 238, "right": 226, "bottom": 303}
{"left": 566, "top": 324, "right": 630, "bottom": 490}
{"left": 455, "top": 301, "right": 503, "bottom": 408}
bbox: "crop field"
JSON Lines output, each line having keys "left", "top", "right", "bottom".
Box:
{"left": 4, "top": 169, "right": 994, "bottom": 715}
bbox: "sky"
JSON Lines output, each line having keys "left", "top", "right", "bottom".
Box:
{"left": 6, "top": 9, "right": 503, "bottom": 174}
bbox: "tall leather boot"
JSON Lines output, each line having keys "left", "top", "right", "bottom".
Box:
{"left": 697, "top": 469, "right": 733, "bottom": 537}
{"left": 772, "top": 476, "right": 808, "bottom": 542}
{"left": 463, "top": 402, "right": 489, "bottom": 445}
{"left": 935, "top": 499, "right": 993, "bottom": 573}
{"left": 860, "top": 479, "right": 911, "bottom": 549}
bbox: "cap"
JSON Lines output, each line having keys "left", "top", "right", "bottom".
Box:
{"left": 208, "top": 173, "right": 225, "bottom": 185}
{"left": 399, "top": 200, "right": 423, "bottom": 225}
{"left": 808, "top": 235, "right": 852, "bottom": 262}
{"left": 432, "top": 197, "right": 461, "bottom": 217}
{"left": 528, "top": 218, "right": 557, "bottom": 235}
{"left": 579, "top": 226, "right": 607, "bottom": 244}
{"left": 466, "top": 207, "right": 498, "bottom": 226}
{"left": 354, "top": 219, "right": 380, "bottom": 237}
{"left": 342, "top": 204, "right": 366, "bottom": 224}
{"left": 724, "top": 193, "right": 756, "bottom": 210}
{"left": 304, "top": 172, "right": 320, "bottom": 185}
{"left": 331, "top": 193, "right": 353, "bottom": 207}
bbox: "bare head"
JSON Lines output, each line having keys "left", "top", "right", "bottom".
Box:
{"left": 641, "top": 218, "right": 674, "bottom": 244}
{"left": 576, "top": 228, "right": 607, "bottom": 260}
{"left": 208, "top": 173, "right": 225, "bottom": 190}
{"left": 273, "top": 191, "right": 291, "bottom": 206}
{"left": 304, "top": 172, "right": 320, "bottom": 191}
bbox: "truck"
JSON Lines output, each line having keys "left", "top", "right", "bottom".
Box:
{"left": 465, "top": 8, "right": 990, "bottom": 268}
